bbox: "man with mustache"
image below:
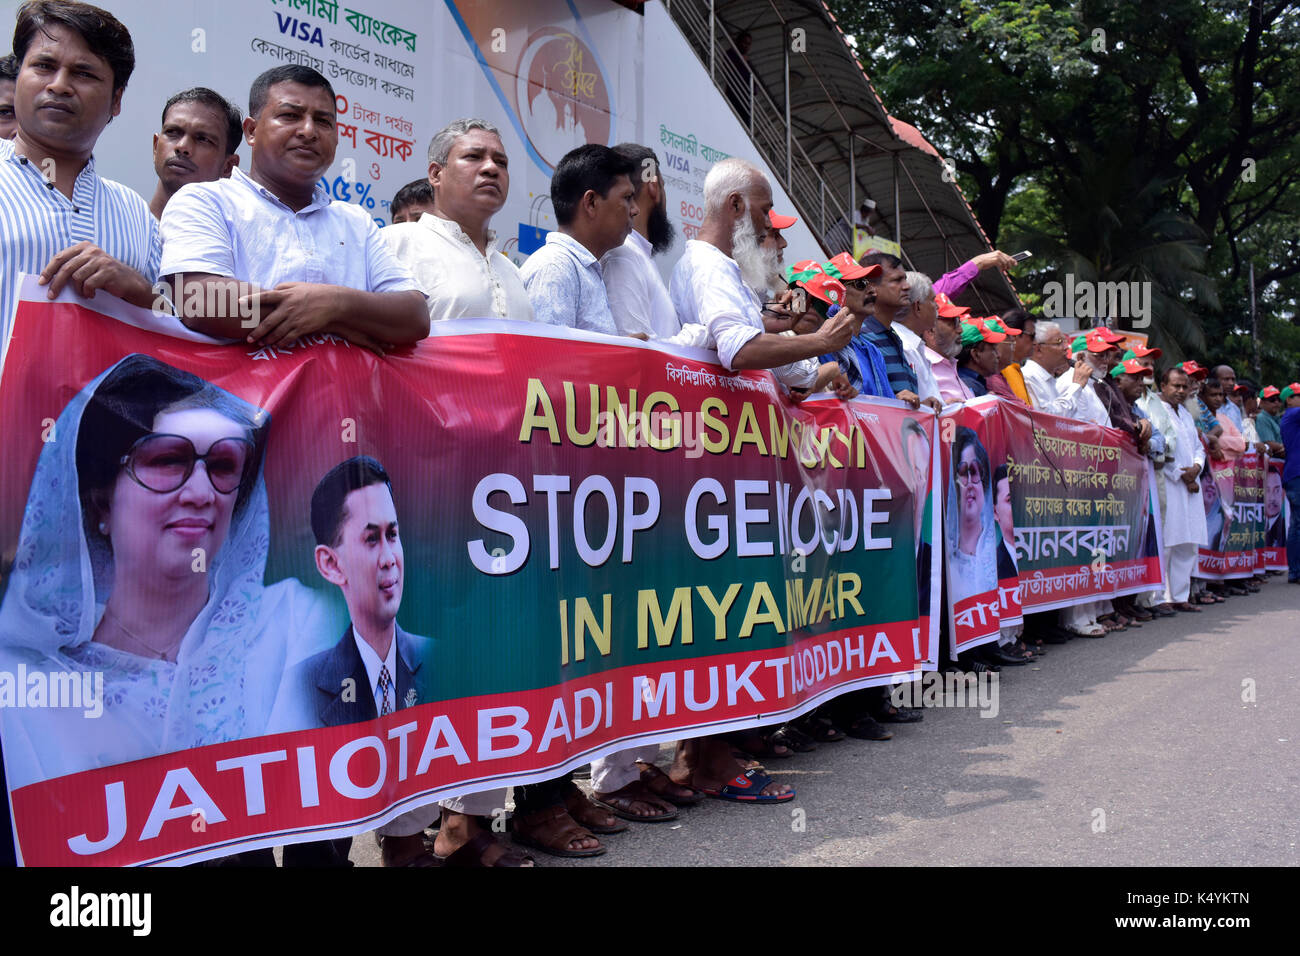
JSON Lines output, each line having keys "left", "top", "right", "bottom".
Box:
{"left": 383, "top": 118, "right": 533, "bottom": 324}
{"left": 160, "top": 65, "right": 428, "bottom": 351}
{"left": 670, "top": 157, "right": 853, "bottom": 392}
{"left": 147, "top": 87, "right": 240, "bottom": 220}
{"left": 0, "top": 1, "right": 169, "bottom": 365}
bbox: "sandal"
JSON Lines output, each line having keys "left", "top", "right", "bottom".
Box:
{"left": 438, "top": 831, "right": 535, "bottom": 867}
{"left": 794, "top": 713, "right": 847, "bottom": 742}
{"left": 698, "top": 767, "right": 795, "bottom": 803}
{"left": 872, "top": 703, "right": 925, "bottom": 722}
{"left": 726, "top": 730, "right": 793, "bottom": 760}
{"left": 376, "top": 833, "right": 441, "bottom": 868}
{"left": 591, "top": 780, "right": 678, "bottom": 823}
{"left": 769, "top": 724, "right": 817, "bottom": 753}
{"left": 638, "top": 763, "right": 705, "bottom": 806}
{"left": 511, "top": 806, "right": 607, "bottom": 858}
{"left": 843, "top": 714, "right": 893, "bottom": 740}
{"left": 564, "top": 786, "right": 628, "bottom": 834}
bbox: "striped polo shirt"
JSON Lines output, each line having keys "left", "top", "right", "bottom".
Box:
{"left": 0, "top": 137, "right": 161, "bottom": 357}
{"left": 859, "top": 313, "right": 919, "bottom": 395}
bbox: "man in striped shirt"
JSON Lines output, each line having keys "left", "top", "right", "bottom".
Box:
{"left": 858, "top": 251, "right": 921, "bottom": 408}
{"left": 0, "top": 1, "right": 162, "bottom": 359}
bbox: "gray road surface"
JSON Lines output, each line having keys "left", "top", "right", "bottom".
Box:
{"left": 346, "top": 578, "right": 1299, "bottom": 867}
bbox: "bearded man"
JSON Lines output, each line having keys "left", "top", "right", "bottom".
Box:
{"left": 669, "top": 158, "right": 852, "bottom": 392}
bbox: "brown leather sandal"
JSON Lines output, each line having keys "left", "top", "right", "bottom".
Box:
{"left": 376, "top": 833, "right": 441, "bottom": 868}
{"left": 638, "top": 762, "right": 705, "bottom": 806}
{"left": 439, "top": 830, "right": 535, "bottom": 867}
{"left": 563, "top": 785, "right": 629, "bottom": 834}
{"left": 591, "top": 780, "right": 678, "bottom": 822}
{"left": 511, "top": 806, "right": 607, "bottom": 858}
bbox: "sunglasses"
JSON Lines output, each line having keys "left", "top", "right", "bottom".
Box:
{"left": 956, "top": 462, "right": 982, "bottom": 482}
{"left": 120, "top": 433, "right": 255, "bottom": 495}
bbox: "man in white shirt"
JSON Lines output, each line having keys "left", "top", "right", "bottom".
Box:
{"left": 1021, "top": 321, "right": 1092, "bottom": 415}
{"left": 1058, "top": 330, "right": 1116, "bottom": 428}
{"left": 380, "top": 117, "right": 536, "bottom": 863}
{"left": 383, "top": 118, "right": 533, "bottom": 322}
{"left": 1154, "top": 367, "right": 1209, "bottom": 612}
{"left": 160, "top": 65, "right": 428, "bottom": 351}
{"left": 898, "top": 271, "right": 945, "bottom": 410}
{"left": 589, "top": 142, "right": 702, "bottom": 821}
{"left": 669, "top": 157, "right": 852, "bottom": 387}
{"left": 599, "top": 142, "right": 679, "bottom": 340}
{"left": 519, "top": 143, "right": 635, "bottom": 336}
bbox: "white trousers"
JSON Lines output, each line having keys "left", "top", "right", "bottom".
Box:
{"left": 440, "top": 788, "right": 508, "bottom": 817}
{"left": 377, "top": 804, "right": 440, "bottom": 837}
{"left": 1162, "top": 543, "right": 1198, "bottom": 604}
{"left": 591, "top": 745, "right": 661, "bottom": 793}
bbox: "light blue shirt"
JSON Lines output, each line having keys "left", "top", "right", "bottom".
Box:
{"left": 519, "top": 230, "right": 617, "bottom": 334}
{"left": 1219, "top": 398, "right": 1244, "bottom": 430}
{"left": 160, "top": 167, "right": 418, "bottom": 295}
{"left": 0, "top": 138, "right": 161, "bottom": 357}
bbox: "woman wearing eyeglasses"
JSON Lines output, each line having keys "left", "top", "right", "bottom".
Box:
{"left": 946, "top": 426, "right": 999, "bottom": 609}
{"left": 0, "top": 353, "right": 339, "bottom": 788}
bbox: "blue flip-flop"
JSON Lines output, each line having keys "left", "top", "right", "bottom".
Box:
{"left": 700, "top": 767, "right": 795, "bottom": 803}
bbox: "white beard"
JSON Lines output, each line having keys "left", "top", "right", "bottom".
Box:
{"left": 731, "top": 210, "right": 782, "bottom": 293}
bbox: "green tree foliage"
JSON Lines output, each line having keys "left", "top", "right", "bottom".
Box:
{"left": 830, "top": 0, "right": 1300, "bottom": 377}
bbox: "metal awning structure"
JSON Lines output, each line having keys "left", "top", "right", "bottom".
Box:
{"left": 659, "top": 0, "right": 1020, "bottom": 315}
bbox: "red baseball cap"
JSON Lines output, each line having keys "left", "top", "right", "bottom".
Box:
{"left": 1178, "top": 360, "right": 1209, "bottom": 379}
{"left": 1085, "top": 328, "right": 1120, "bottom": 352}
{"left": 800, "top": 273, "right": 847, "bottom": 308}
{"left": 934, "top": 291, "right": 970, "bottom": 319}
{"left": 1126, "top": 343, "right": 1163, "bottom": 359}
{"left": 768, "top": 210, "right": 798, "bottom": 230}
{"left": 959, "top": 321, "right": 1006, "bottom": 345}
{"left": 983, "top": 317, "right": 1021, "bottom": 336}
{"left": 1091, "top": 326, "right": 1126, "bottom": 344}
{"left": 824, "top": 251, "right": 881, "bottom": 281}
{"left": 1109, "top": 358, "right": 1149, "bottom": 378}
{"left": 1259, "top": 385, "right": 1281, "bottom": 399}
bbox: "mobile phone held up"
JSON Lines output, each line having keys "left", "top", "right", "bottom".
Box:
{"left": 1011, "top": 250, "right": 1033, "bottom": 262}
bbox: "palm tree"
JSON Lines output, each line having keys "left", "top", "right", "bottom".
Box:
{"left": 1004, "top": 147, "right": 1220, "bottom": 358}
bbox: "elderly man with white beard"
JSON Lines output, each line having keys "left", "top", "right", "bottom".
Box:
{"left": 670, "top": 159, "right": 853, "bottom": 390}
{"left": 664, "top": 158, "right": 853, "bottom": 803}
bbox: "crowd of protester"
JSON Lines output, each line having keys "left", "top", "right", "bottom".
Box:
{"left": 2, "top": 1, "right": 1298, "bottom": 868}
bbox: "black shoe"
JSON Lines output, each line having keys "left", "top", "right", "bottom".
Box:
{"left": 1149, "top": 604, "right": 1177, "bottom": 618}
{"left": 844, "top": 714, "right": 894, "bottom": 740}
{"left": 1041, "top": 626, "right": 1074, "bottom": 644}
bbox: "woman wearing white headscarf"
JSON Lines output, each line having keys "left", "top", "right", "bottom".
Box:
{"left": 946, "top": 425, "right": 999, "bottom": 607}
{"left": 0, "top": 354, "right": 340, "bottom": 789}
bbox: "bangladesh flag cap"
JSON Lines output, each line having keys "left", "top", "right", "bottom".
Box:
{"left": 960, "top": 320, "right": 1005, "bottom": 346}
{"left": 823, "top": 252, "right": 880, "bottom": 281}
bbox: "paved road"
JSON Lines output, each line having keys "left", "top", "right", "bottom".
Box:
{"left": 348, "top": 578, "right": 1299, "bottom": 867}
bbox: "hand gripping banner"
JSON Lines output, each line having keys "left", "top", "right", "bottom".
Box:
{"left": 0, "top": 287, "right": 938, "bottom": 865}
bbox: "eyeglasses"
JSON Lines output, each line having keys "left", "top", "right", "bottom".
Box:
{"left": 956, "top": 462, "right": 982, "bottom": 482}
{"left": 846, "top": 279, "right": 871, "bottom": 291}
{"left": 120, "top": 433, "right": 254, "bottom": 494}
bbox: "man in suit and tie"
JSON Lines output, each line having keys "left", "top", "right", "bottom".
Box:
{"left": 283, "top": 455, "right": 440, "bottom": 866}
{"left": 305, "top": 455, "right": 429, "bottom": 729}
